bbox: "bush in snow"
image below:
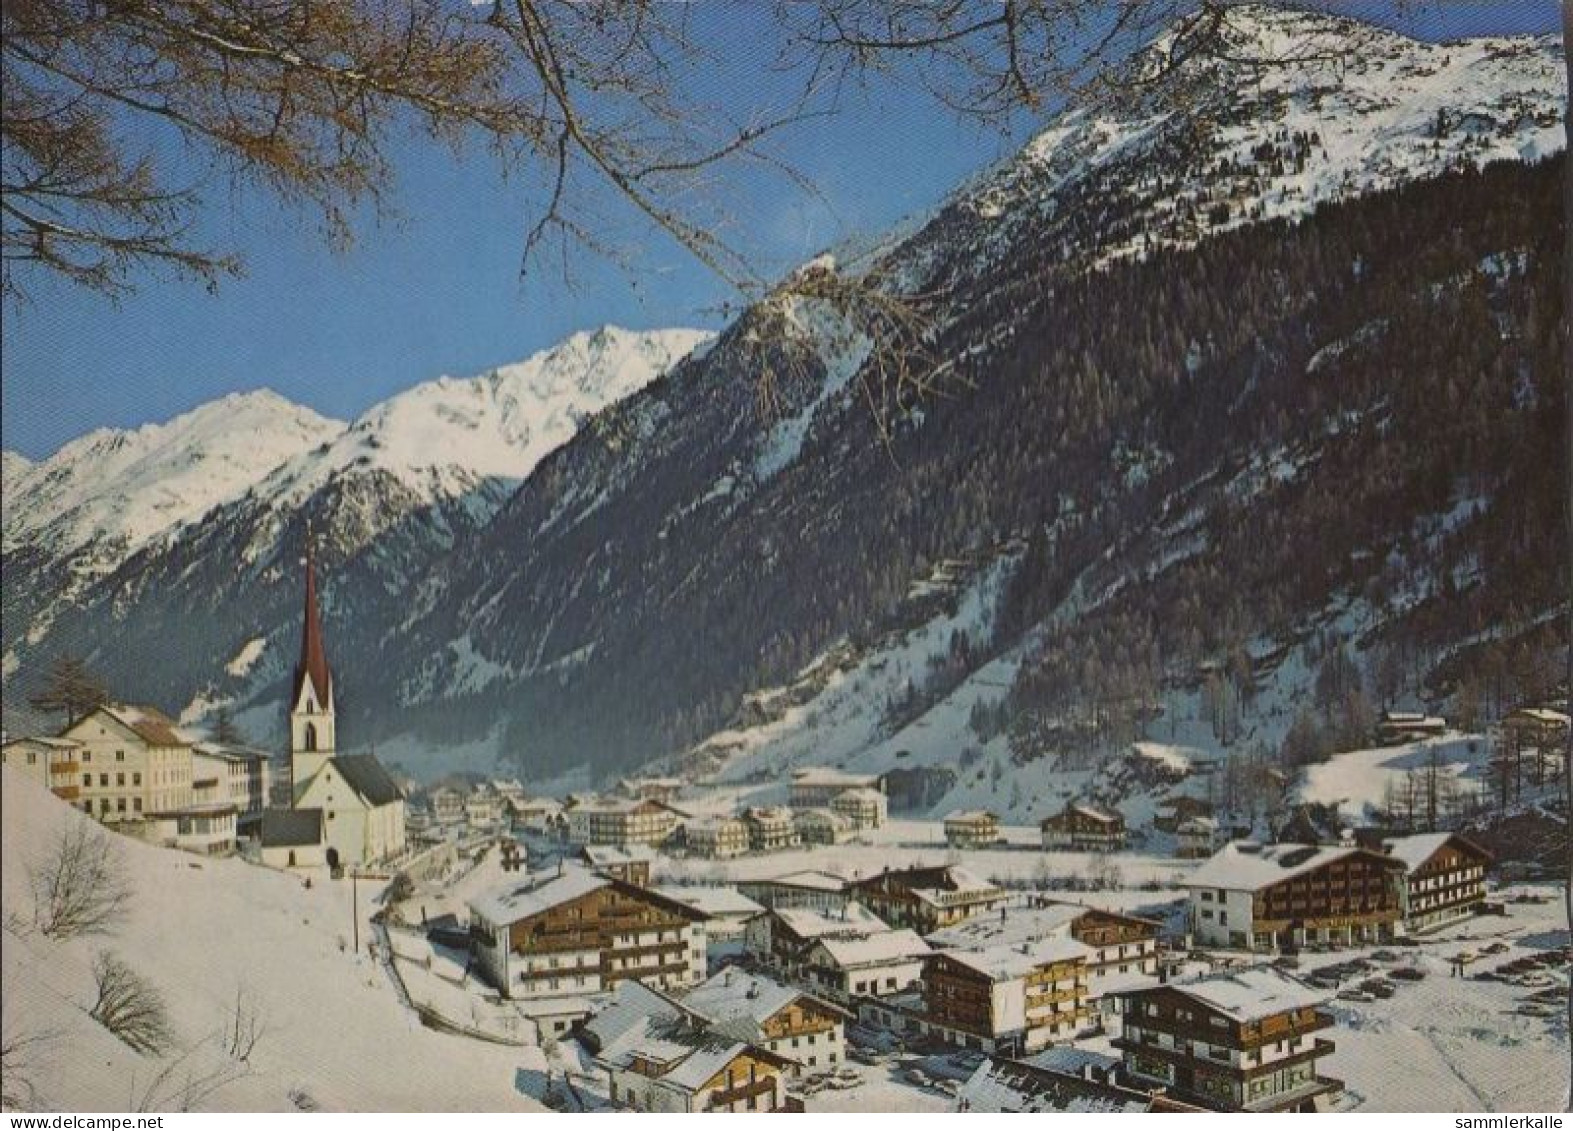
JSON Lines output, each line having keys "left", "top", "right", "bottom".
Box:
{"left": 89, "top": 951, "right": 173, "bottom": 1055}
{"left": 30, "top": 823, "right": 132, "bottom": 939}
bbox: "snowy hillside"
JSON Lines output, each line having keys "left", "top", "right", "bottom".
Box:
{"left": 0, "top": 770, "right": 544, "bottom": 1112}
{"left": 897, "top": 4, "right": 1564, "bottom": 291}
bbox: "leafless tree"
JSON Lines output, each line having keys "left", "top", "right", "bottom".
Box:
{"left": 89, "top": 950, "right": 174, "bottom": 1055}
{"left": 0, "top": 1006, "right": 59, "bottom": 1110}
{"left": 29, "top": 821, "right": 132, "bottom": 939}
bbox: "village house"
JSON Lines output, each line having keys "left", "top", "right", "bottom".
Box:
{"left": 619, "top": 777, "right": 686, "bottom": 804}
{"left": 682, "top": 968, "right": 852, "bottom": 1077}
{"left": 0, "top": 736, "right": 83, "bottom": 804}
{"left": 580, "top": 981, "right": 795, "bottom": 1113}
{"left": 793, "top": 808, "right": 856, "bottom": 846}
{"left": 830, "top": 786, "right": 888, "bottom": 830}
{"left": 847, "top": 864, "right": 1008, "bottom": 934}
{"left": 789, "top": 767, "right": 883, "bottom": 809}
{"left": 566, "top": 796, "right": 683, "bottom": 849}
{"left": 468, "top": 862, "right": 707, "bottom": 1000}
{"left": 1379, "top": 832, "right": 1492, "bottom": 934}
{"left": 580, "top": 843, "right": 657, "bottom": 886}
{"left": 510, "top": 795, "right": 563, "bottom": 834}
{"left": 1113, "top": 968, "right": 1342, "bottom": 1112}
{"left": 741, "top": 806, "right": 800, "bottom": 853}
{"left": 943, "top": 809, "right": 1001, "bottom": 849}
{"left": 465, "top": 784, "right": 506, "bottom": 830}
{"left": 191, "top": 742, "right": 271, "bottom": 819}
{"left": 651, "top": 886, "right": 765, "bottom": 947}
{"left": 744, "top": 903, "right": 894, "bottom": 979}
{"left": 802, "top": 927, "right": 932, "bottom": 1003}
{"left": 429, "top": 785, "right": 467, "bottom": 824}
{"left": 1375, "top": 710, "right": 1447, "bottom": 745}
{"left": 490, "top": 777, "right": 527, "bottom": 804}
{"left": 928, "top": 901, "right": 1161, "bottom": 1024}
{"left": 59, "top": 704, "right": 194, "bottom": 824}
{"left": 923, "top": 935, "right": 1092, "bottom": 1054}
{"left": 1041, "top": 801, "right": 1127, "bottom": 852}
{"left": 1177, "top": 816, "right": 1222, "bottom": 859}
{"left": 681, "top": 815, "right": 750, "bottom": 859}
{"left": 1185, "top": 842, "right": 1406, "bottom": 951}
{"left": 737, "top": 871, "right": 850, "bottom": 913}
{"left": 1154, "top": 796, "right": 1214, "bottom": 834}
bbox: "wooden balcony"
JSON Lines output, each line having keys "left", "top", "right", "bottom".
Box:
{"left": 707, "top": 1076, "right": 780, "bottom": 1110}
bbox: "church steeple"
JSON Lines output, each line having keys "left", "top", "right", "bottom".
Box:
{"left": 293, "top": 533, "right": 332, "bottom": 711}
{"left": 289, "top": 527, "right": 335, "bottom": 798}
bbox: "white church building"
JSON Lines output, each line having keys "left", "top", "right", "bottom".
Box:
{"left": 263, "top": 539, "right": 406, "bottom": 870}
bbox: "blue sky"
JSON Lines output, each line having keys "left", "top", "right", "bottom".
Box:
{"left": 2, "top": 1, "right": 1559, "bottom": 460}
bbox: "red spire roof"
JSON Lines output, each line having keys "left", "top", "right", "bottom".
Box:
{"left": 293, "top": 534, "right": 332, "bottom": 708}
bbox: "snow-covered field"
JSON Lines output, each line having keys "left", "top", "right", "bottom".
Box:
{"left": 0, "top": 770, "right": 546, "bottom": 1112}
{"left": 1299, "top": 733, "right": 1492, "bottom": 821}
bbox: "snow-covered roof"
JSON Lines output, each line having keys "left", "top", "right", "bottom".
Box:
{"left": 1380, "top": 832, "right": 1490, "bottom": 873}
{"left": 959, "top": 1058, "right": 1152, "bottom": 1113}
{"left": 1178, "top": 816, "right": 1220, "bottom": 832}
{"left": 582, "top": 979, "right": 688, "bottom": 1053}
{"left": 681, "top": 969, "right": 804, "bottom": 1032}
{"left": 651, "top": 885, "right": 764, "bottom": 919}
{"left": 1045, "top": 801, "right": 1121, "bottom": 825}
{"left": 1184, "top": 841, "right": 1397, "bottom": 892}
{"left": 2, "top": 736, "right": 80, "bottom": 749}
{"left": 95, "top": 704, "right": 189, "bottom": 747}
{"left": 1510, "top": 707, "right": 1570, "bottom": 725}
{"left": 926, "top": 902, "right": 1086, "bottom": 949}
{"left": 812, "top": 928, "right": 931, "bottom": 968}
{"left": 1148, "top": 967, "right": 1329, "bottom": 1022}
{"left": 747, "top": 869, "right": 848, "bottom": 892}
{"left": 468, "top": 863, "right": 608, "bottom": 925}
{"left": 832, "top": 787, "right": 886, "bottom": 804}
{"left": 773, "top": 903, "right": 889, "bottom": 939}
{"left": 1022, "top": 1047, "right": 1120, "bottom": 1079}
{"left": 581, "top": 844, "right": 657, "bottom": 867}
{"left": 938, "top": 935, "right": 1091, "bottom": 981}
{"left": 791, "top": 767, "right": 880, "bottom": 787}
{"left": 944, "top": 809, "right": 999, "bottom": 824}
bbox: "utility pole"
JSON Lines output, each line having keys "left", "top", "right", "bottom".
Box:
{"left": 351, "top": 868, "right": 360, "bottom": 955}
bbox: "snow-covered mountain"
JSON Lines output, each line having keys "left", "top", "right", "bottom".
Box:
{"left": 885, "top": 6, "right": 1562, "bottom": 295}
{"left": 1, "top": 391, "right": 342, "bottom": 561}
{"left": 252, "top": 326, "right": 713, "bottom": 512}
{"left": 2, "top": 326, "right": 709, "bottom": 705}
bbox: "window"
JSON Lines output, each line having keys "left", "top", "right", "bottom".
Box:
{"left": 83, "top": 774, "right": 91, "bottom": 787}
{"left": 25, "top": 752, "right": 37, "bottom": 766}
{"left": 116, "top": 750, "right": 125, "bottom": 762}
{"left": 133, "top": 772, "right": 142, "bottom": 786}
{"left": 117, "top": 773, "right": 125, "bottom": 786}
{"left": 133, "top": 799, "right": 142, "bottom": 812}
{"left": 100, "top": 774, "right": 109, "bottom": 787}
{"left": 83, "top": 752, "right": 91, "bottom": 763}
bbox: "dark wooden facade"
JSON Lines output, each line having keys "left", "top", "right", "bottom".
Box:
{"left": 1115, "top": 985, "right": 1339, "bottom": 1112}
